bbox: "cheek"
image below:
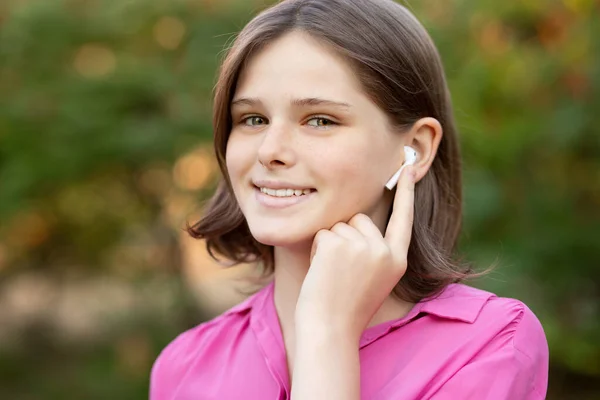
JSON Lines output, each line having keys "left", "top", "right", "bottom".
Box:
{"left": 225, "top": 137, "right": 251, "bottom": 182}
{"left": 323, "top": 140, "right": 387, "bottom": 184}
{"left": 317, "top": 147, "right": 384, "bottom": 205}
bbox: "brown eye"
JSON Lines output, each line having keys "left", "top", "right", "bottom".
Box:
{"left": 307, "top": 117, "right": 336, "bottom": 128}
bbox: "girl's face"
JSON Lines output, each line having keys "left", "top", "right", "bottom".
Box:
{"left": 226, "top": 31, "right": 405, "bottom": 248}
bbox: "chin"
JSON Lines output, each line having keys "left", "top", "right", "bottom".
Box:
{"left": 248, "top": 223, "right": 316, "bottom": 248}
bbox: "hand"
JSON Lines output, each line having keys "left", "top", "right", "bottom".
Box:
{"left": 295, "top": 166, "right": 417, "bottom": 342}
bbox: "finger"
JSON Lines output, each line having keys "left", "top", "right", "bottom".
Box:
{"left": 384, "top": 165, "right": 415, "bottom": 255}
{"left": 310, "top": 229, "right": 337, "bottom": 261}
{"left": 330, "top": 222, "right": 365, "bottom": 242}
{"left": 347, "top": 213, "right": 384, "bottom": 241}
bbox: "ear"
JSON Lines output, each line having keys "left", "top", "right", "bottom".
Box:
{"left": 405, "top": 117, "right": 443, "bottom": 182}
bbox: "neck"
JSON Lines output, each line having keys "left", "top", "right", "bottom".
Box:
{"left": 272, "top": 243, "right": 311, "bottom": 324}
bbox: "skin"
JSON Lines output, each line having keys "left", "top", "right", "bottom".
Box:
{"left": 226, "top": 30, "right": 442, "bottom": 399}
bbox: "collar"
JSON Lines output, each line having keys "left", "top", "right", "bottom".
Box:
{"left": 227, "top": 282, "right": 495, "bottom": 325}
{"left": 221, "top": 284, "right": 267, "bottom": 316}
{"left": 230, "top": 281, "right": 496, "bottom": 351}
{"left": 415, "top": 283, "right": 495, "bottom": 324}
{"left": 355, "top": 283, "right": 495, "bottom": 347}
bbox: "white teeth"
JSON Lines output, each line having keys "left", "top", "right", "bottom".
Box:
{"left": 259, "top": 187, "right": 313, "bottom": 197}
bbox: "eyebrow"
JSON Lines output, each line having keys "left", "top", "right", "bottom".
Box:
{"left": 231, "top": 97, "right": 352, "bottom": 110}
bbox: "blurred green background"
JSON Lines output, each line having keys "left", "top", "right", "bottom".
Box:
{"left": 0, "top": 0, "right": 598, "bottom": 398}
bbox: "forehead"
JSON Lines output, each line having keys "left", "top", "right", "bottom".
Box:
{"left": 234, "top": 31, "right": 365, "bottom": 102}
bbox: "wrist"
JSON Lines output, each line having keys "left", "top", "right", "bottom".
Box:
{"left": 295, "top": 319, "right": 360, "bottom": 347}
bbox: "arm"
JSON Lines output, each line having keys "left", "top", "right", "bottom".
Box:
{"left": 149, "top": 329, "right": 199, "bottom": 400}
{"left": 290, "top": 168, "right": 418, "bottom": 399}
{"left": 290, "top": 324, "right": 360, "bottom": 400}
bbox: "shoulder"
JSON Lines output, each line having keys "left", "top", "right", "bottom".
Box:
{"left": 415, "top": 284, "right": 549, "bottom": 397}
{"left": 462, "top": 284, "right": 546, "bottom": 345}
{"left": 149, "top": 285, "right": 268, "bottom": 399}
{"left": 479, "top": 287, "right": 548, "bottom": 365}
{"left": 444, "top": 283, "right": 549, "bottom": 367}
{"left": 422, "top": 283, "right": 548, "bottom": 361}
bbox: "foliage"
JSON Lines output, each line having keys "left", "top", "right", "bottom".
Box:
{"left": 0, "top": 0, "right": 598, "bottom": 398}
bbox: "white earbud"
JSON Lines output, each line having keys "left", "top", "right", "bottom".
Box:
{"left": 385, "top": 146, "right": 418, "bottom": 190}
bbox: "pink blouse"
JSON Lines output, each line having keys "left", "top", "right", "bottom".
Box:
{"left": 150, "top": 282, "right": 548, "bottom": 399}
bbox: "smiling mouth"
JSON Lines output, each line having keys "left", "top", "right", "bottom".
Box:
{"left": 254, "top": 185, "right": 316, "bottom": 198}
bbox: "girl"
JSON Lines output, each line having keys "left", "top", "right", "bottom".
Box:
{"left": 150, "top": 0, "right": 549, "bottom": 399}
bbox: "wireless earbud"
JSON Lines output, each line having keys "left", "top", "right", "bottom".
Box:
{"left": 385, "top": 146, "right": 418, "bottom": 190}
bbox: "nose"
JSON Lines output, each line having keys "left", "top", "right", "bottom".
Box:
{"left": 257, "top": 123, "right": 296, "bottom": 169}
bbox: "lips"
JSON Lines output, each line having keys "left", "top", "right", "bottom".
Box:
{"left": 258, "top": 187, "right": 314, "bottom": 197}
{"left": 253, "top": 185, "right": 316, "bottom": 209}
{"left": 252, "top": 179, "right": 316, "bottom": 191}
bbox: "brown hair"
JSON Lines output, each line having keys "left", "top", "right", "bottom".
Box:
{"left": 188, "top": 0, "right": 475, "bottom": 303}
